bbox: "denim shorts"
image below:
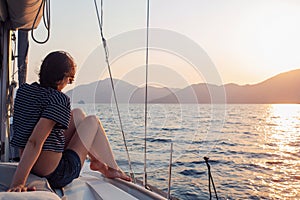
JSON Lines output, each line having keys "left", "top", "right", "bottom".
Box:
{"left": 45, "top": 149, "right": 81, "bottom": 188}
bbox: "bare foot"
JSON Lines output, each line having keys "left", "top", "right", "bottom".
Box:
{"left": 90, "top": 160, "right": 132, "bottom": 182}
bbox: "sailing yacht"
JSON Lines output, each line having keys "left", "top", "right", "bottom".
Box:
{"left": 0, "top": 1, "right": 177, "bottom": 199}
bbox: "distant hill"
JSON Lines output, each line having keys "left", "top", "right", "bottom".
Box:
{"left": 66, "top": 69, "right": 300, "bottom": 104}
{"left": 66, "top": 79, "right": 179, "bottom": 104}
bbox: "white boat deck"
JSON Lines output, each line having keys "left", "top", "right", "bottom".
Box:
{"left": 0, "top": 162, "right": 168, "bottom": 200}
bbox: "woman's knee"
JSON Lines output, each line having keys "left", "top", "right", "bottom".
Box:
{"left": 72, "top": 108, "right": 86, "bottom": 118}
{"left": 83, "top": 115, "right": 99, "bottom": 126}
{"left": 76, "top": 115, "right": 99, "bottom": 134}
{"left": 71, "top": 108, "right": 86, "bottom": 125}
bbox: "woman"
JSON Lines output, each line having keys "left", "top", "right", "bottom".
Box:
{"left": 9, "top": 51, "right": 131, "bottom": 192}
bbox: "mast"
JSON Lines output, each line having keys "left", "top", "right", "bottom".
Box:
{"left": 0, "top": 22, "right": 12, "bottom": 162}
{"left": 0, "top": 0, "right": 45, "bottom": 162}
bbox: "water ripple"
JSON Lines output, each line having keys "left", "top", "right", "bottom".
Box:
{"left": 77, "top": 103, "right": 300, "bottom": 200}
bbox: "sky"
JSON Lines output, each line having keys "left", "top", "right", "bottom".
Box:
{"left": 26, "top": 0, "right": 300, "bottom": 90}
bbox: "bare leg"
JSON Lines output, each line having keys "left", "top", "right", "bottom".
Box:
{"left": 89, "top": 155, "right": 131, "bottom": 181}
{"left": 87, "top": 119, "right": 119, "bottom": 169}
{"left": 65, "top": 109, "right": 131, "bottom": 181}
{"left": 64, "top": 108, "right": 85, "bottom": 148}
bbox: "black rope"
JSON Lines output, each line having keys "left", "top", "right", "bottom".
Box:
{"left": 43, "top": 0, "right": 50, "bottom": 29}
{"left": 31, "top": 0, "right": 51, "bottom": 44}
{"left": 8, "top": 32, "right": 17, "bottom": 114}
{"left": 93, "top": 0, "right": 135, "bottom": 182}
{"left": 204, "top": 157, "right": 219, "bottom": 200}
{"left": 11, "top": 32, "right": 17, "bottom": 82}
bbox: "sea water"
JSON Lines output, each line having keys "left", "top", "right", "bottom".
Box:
{"left": 74, "top": 103, "right": 300, "bottom": 200}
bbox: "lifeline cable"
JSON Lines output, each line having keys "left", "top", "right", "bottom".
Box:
{"left": 204, "top": 157, "right": 219, "bottom": 200}
{"left": 93, "top": 0, "right": 135, "bottom": 182}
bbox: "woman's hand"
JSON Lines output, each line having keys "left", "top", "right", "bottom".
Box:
{"left": 7, "top": 185, "right": 36, "bottom": 192}
{"left": 9, "top": 118, "right": 55, "bottom": 193}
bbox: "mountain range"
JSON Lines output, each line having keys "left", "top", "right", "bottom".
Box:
{"left": 66, "top": 69, "right": 300, "bottom": 104}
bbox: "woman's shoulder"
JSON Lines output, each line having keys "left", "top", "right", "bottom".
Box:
{"left": 48, "top": 89, "right": 70, "bottom": 105}
{"left": 17, "top": 82, "right": 39, "bottom": 96}
{"left": 18, "top": 82, "right": 42, "bottom": 91}
{"left": 18, "top": 82, "right": 70, "bottom": 103}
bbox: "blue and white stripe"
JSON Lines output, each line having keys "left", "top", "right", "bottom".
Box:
{"left": 11, "top": 82, "right": 71, "bottom": 152}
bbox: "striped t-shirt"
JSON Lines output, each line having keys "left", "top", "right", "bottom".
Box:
{"left": 11, "top": 82, "right": 71, "bottom": 152}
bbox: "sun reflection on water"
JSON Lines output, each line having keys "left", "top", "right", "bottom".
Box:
{"left": 77, "top": 104, "right": 300, "bottom": 199}
{"left": 259, "top": 104, "right": 300, "bottom": 198}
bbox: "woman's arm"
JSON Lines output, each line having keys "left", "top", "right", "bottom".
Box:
{"left": 8, "top": 118, "right": 55, "bottom": 192}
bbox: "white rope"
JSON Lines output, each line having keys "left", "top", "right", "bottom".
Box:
{"left": 93, "top": 0, "right": 135, "bottom": 181}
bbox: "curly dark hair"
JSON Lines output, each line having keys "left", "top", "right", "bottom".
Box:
{"left": 39, "top": 51, "right": 76, "bottom": 89}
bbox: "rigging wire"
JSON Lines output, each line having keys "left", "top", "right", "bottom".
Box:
{"left": 143, "top": 0, "right": 150, "bottom": 187}
{"left": 204, "top": 157, "right": 219, "bottom": 200}
{"left": 167, "top": 143, "right": 174, "bottom": 199}
{"left": 93, "top": 0, "right": 135, "bottom": 182}
{"left": 31, "top": 0, "right": 51, "bottom": 44}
